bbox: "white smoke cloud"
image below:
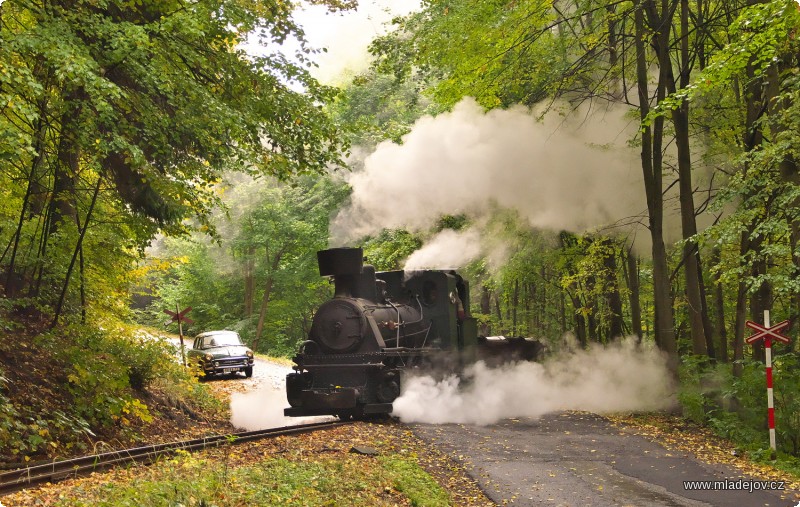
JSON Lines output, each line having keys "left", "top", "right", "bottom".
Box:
{"left": 403, "top": 228, "right": 483, "bottom": 269}
{"left": 391, "top": 337, "right": 675, "bottom": 425}
{"left": 332, "top": 98, "right": 646, "bottom": 244}
{"left": 230, "top": 387, "right": 293, "bottom": 430}
{"left": 230, "top": 386, "right": 333, "bottom": 430}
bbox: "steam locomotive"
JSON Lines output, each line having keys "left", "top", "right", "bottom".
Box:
{"left": 284, "top": 247, "right": 543, "bottom": 419}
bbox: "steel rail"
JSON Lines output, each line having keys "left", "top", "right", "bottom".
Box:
{"left": 0, "top": 420, "right": 344, "bottom": 494}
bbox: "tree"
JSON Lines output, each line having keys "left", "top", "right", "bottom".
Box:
{"left": 140, "top": 174, "right": 349, "bottom": 354}
{"left": 0, "top": 0, "right": 347, "bottom": 325}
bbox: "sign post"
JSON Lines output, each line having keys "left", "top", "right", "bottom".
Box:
{"left": 164, "top": 305, "right": 193, "bottom": 367}
{"left": 745, "top": 310, "right": 791, "bottom": 459}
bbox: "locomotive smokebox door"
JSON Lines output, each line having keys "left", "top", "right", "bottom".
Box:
{"left": 318, "top": 248, "right": 363, "bottom": 276}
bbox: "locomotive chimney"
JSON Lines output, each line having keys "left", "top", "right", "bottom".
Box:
{"left": 317, "top": 248, "right": 364, "bottom": 297}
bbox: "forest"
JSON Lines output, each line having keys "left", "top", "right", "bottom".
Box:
{"left": 1, "top": 0, "right": 800, "bottom": 469}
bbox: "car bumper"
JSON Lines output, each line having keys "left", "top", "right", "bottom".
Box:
{"left": 203, "top": 358, "right": 254, "bottom": 375}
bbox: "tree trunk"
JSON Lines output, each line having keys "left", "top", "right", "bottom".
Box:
{"left": 512, "top": 280, "right": 519, "bottom": 335}
{"left": 4, "top": 114, "right": 47, "bottom": 297}
{"left": 602, "top": 239, "right": 624, "bottom": 340}
{"left": 635, "top": 0, "right": 677, "bottom": 367}
{"left": 570, "top": 293, "right": 587, "bottom": 347}
{"left": 540, "top": 265, "right": 547, "bottom": 332}
{"left": 526, "top": 282, "right": 534, "bottom": 330}
{"left": 708, "top": 247, "right": 728, "bottom": 362}
{"left": 243, "top": 244, "right": 255, "bottom": 317}
{"left": 675, "top": 102, "right": 711, "bottom": 357}
{"left": 625, "top": 248, "right": 643, "bottom": 342}
{"left": 494, "top": 292, "right": 503, "bottom": 333}
{"left": 480, "top": 286, "right": 491, "bottom": 335}
{"left": 733, "top": 232, "right": 750, "bottom": 378}
{"left": 51, "top": 175, "right": 102, "bottom": 328}
{"left": 252, "top": 250, "right": 284, "bottom": 352}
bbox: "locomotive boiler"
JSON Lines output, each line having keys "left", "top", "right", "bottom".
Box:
{"left": 284, "top": 247, "right": 542, "bottom": 419}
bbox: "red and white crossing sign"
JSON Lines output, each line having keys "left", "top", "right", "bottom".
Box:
{"left": 745, "top": 319, "right": 790, "bottom": 345}
{"left": 164, "top": 306, "right": 194, "bottom": 326}
{"left": 164, "top": 305, "right": 193, "bottom": 367}
{"left": 746, "top": 311, "right": 791, "bottom": 458}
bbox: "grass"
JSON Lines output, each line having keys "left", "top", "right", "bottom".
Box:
{"left": 48, "top": 450, "right": 451, "bottom": 507}
{"left": 380, "top": 455, "right": 452, "bottom": 507}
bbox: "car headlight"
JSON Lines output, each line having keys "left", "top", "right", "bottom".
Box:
{"left": 204, "top": 353, "right": 213, "bottom": 361}
{"left": 246, "top": 351, "right": 253, "bottom": 358}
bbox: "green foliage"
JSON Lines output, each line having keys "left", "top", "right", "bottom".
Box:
{"left": 773, "top": 353, "right": 800, "bottom": 456}
{"left": 678, "top": 355, "right": 728, "bottom": 425}
{"left": 330, "top": 70, "right": 435, "bottom": 145}
{"left": 38, "top": 324, "right": 159, "bottom": 428}
{"left": 656, "top": 0, "right": 800, "bottom": 116}
{"left": 0, "top": 0, "right": 347, "bottom": 325}
{"left": 0, "top": 368, "right": 28, "bottom": 457}
{"left": 0, "top": 311, "right": 222, "bottom": 460}
{"left": 370, "top": 0, "right": 571, "bottom": 109}
{"left": 136, "top": 174, "right": 350, "bottom": 355}
{"left": 363, "top": 229, "right": 423, "bottom": 271}
{"left": 680, "top": 353, "right": 800, "bottom": 459}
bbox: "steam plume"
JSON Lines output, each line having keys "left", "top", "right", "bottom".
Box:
{"left": 391, "top": 337, "right": 675, "bottom": 425}
{"left": 331, "top": 98, "right": 644, "bottom": 245}
{"left": 230, "top": 386, "right": 293, "bottom": 430}
{"left": 403, "top": 228, "right": 482, "bottom": 270}
{"left": 230, "top": 385, "right": 332, "bottom": 430}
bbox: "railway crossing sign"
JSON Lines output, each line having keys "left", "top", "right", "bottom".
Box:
{"left": 164, "top": 306, "right": 194, "bottom": 327}
{"left": 164, "top": 305, "right": 192, "bottom": 366}
{"left": 746, "top": 311, "right": 792, "bottom": 459}
{"left": 745, "top": 319, "right": 790, "bottom": 345}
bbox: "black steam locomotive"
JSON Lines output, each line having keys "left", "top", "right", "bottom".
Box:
{"left": 284, "top": 247, "right": 542, "bottom": 419}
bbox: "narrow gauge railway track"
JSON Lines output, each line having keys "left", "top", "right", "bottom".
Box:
{"left": 0, "top": 420, "right": 345, "bottom": 494}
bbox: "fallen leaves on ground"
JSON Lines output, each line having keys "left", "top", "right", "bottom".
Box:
{"left": 1, "top": 420, "right": 493, "bottom": 507}
{"left": 607, "top": 412, "right": 800, "bottom": 500}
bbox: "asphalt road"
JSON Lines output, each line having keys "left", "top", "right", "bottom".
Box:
{"left": 412, "top": 412, "right": 798, "bottom": 507}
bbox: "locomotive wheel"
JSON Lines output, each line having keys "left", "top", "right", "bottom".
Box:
{"left": 336, "top": 406, "right": 366, "bottom": 421}
{"left": 286, "top": 372, "right": 312, "bottom": 408}
{"left": 376, "top": 372, "right": 401, "bottom": 403}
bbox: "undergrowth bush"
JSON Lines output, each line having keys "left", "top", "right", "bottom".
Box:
{"left": 36, "top": 324, "right": 154, "bottom": 429}
{"left": 0, "top": 368, "right": 26, "bottom": 456}
{"left": 679, "top": 352, "right": 800, "bottom": 463}
{"left": 0, "top": 314, "right": 222, "bottom": 461}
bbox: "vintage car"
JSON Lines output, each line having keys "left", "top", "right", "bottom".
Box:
{"left": 187, "top": 330, "right": 254, "bottom": 378}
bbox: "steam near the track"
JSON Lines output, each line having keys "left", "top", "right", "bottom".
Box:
{"left": 230, "top": 386, "right": 292, "bottom": 430}
{"left": 331, "top": 98, "right": 644, "bottom": 245}
{"left": 231, "top": 383, "right": 334, "bottom": 431}
{"left": 391, "top": 337, "right": 675, "bottom": 425}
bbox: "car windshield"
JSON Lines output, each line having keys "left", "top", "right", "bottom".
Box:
{"left": 201, "top": 333, "right": 242, "bottom": 349}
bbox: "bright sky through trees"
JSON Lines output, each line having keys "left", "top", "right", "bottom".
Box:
{"left": 242, "top": 0, "right": 420, "bottom": 84}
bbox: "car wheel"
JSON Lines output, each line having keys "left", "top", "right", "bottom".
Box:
{"left": 244, "top": 366, "right": 253, "bottom": 378}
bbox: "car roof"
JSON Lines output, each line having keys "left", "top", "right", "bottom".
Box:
{"left": 196, "top": 330, "right": 239, "bottom": 338}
